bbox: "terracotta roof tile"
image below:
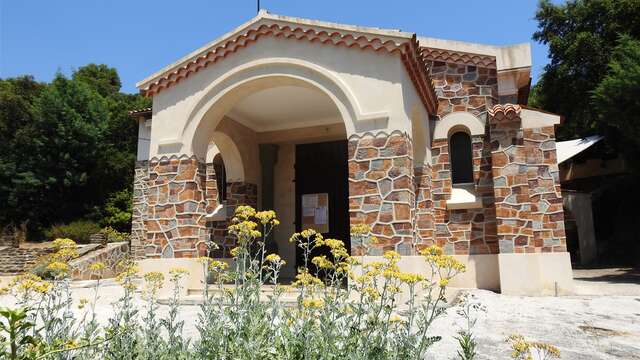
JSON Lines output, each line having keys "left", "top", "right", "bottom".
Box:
{"left": 140, "top": 23, "right": 437, "bottom": 115}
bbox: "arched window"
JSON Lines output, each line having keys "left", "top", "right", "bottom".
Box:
{"left": 212, "top": 154, "right": 227, "bottom": 201}
{"left": 449, "top": 131, "right": 473, "bottom": 184}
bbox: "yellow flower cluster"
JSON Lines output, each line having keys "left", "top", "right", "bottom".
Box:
{"left": 255, "top": 210, "right": 280, "bottom": 226}
{"left": 265, "top": 253, "right": 285, "bottom": 266}
{"left": 507, "top": 334, "right": 561, "bottom": 359}
{"left": 311, "top": 255, "right": 333, "bottom": 270}
{"left": 78, "top": 298, "right": 89, "bottom": 310}
{"left": 89, "top": 262, "right": 106, "bottom": 271}
{"left": 144, "top": 271, "right": 165, "bottom": 286}
{"left": 233, "top": 205, "right": 256, "bottom": 221}
{"left": 420, "top": 246, "right": 466, "bottom": 272}
{"left": 7, "top": 273, "right": 52, "bottom": 296}
{"left": 290, "top": 228, "right": 322, "bottom": 243}
{"left": 301, "top": 298, "right": 324, "bottom": 309}
{"left": 46, "top": 261, "right": 70, "bottom": 274}
{"left": 169, "top": 267, "right": 190, "bottom": 277}
{"left": 115, "top": 262, "right": 139, "bottom": 290}
{"left": 51, "top": 238, "right": 79, "bottom": 261}
{"left": 292, "top": 272, "right": 323, "bottom": 287}
{"left": 228, "top": 220, "right": 262, "bottom": 239}
{"left": 397, "top": 272, "right": 425, "bottom": 285}
{"left": 209, "top": 260, "right": 229, "bottom": 272}
{"left": 350, "top": 223, "right": 371, "bottom": 236}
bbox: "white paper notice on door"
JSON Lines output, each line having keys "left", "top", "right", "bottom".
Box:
{"left": 301, "top": 193, "right": 329, "bottom": 233}
{"left": 314, "top": 206, "right": 328, "bottom": 225}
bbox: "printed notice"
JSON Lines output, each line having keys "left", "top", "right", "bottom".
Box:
{"left": 301, "top": 193, "right": 329, "bottom": 233}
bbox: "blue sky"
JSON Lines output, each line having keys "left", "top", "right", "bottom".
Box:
{"left": 1, "top": 0, "right": 551, "bottom": 94}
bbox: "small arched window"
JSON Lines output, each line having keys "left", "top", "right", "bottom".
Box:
{"left": 212, "top": 154, "right": 227, "bottom": 201}
{"left": 449, "top": 131, "right": 473, "bottom": 184}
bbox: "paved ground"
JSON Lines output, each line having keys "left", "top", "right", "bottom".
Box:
{"left": 1, "top": 268, "right": 639, "bottom": 359}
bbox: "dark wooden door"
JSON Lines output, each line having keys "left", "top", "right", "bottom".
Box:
{"left": 295, "top": 140, "right": 350, "bottom": 269}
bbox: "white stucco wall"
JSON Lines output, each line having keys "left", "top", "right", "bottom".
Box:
{"left": 147, "top": 35, "right": 429, "bottom": 164}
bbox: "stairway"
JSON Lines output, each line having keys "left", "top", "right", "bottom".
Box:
{"left": 0, "top": 247, "right": 53, "bottom": 275}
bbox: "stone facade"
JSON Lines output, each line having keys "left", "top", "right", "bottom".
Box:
{"left": 348, "top": 131, "right": 416, "bottom": 255}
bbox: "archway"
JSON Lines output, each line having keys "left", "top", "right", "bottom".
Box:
{"left": 191, "top": 67, "right": 353, "bottom": 280}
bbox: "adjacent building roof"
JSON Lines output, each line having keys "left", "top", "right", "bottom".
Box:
{"left": 557, "top": 135, "right": 604, "bottom": 164}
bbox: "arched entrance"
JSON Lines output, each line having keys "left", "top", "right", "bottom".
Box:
{"left": 193, "top": 74, "right": 351, "bottom": 280}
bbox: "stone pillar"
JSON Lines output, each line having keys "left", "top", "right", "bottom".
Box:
{"left": 143, "top": 156, "right": 208, "bottom": 258}
{"left": 489, "top": 107, "right": 533, "bottom": 253}
{"left": 523, "top": 126, "right": 566, "bottom": 252}
{"left": 259, "top": 144, "right": 279, "bottom": 211}
{"left": 489, "top": 105, "right": 566, "bottom": 253}
{"left": 414, "top": 164, "right": 434, "bottom": 248}
{"left": 348, "top": 131, "right": 415, "bottom": 255}
{"left": 131, "top": 160, "right": 149, "bottom": 259}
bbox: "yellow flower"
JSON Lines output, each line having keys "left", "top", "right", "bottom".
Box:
{"left": 383, "top": 250, "right": 401, "bottom": 263}
{"left": 197, "top": 256, "right": 211, "bottom": 265}
{"left": 419, "top": 245, "right": 444, "bottom": 256}
{"left": 389, "top": 315, "right": 405, "bottom": 323}
{"left": 350, "top": 224, "right": 371, "bottom": 236}
{"left": 230, "top": 247, "right": 241, "bottom": 257}
{"left": 311, "top": 255, "right": 333, "bottom": 270}
{"left": 292, "top": 271, "right": 323, "bottom": 287}
{"left": 168, "top": 267, "right": 189, "bottom": 277}
{"left": 255, "top": 210, "right": 279, "bottom": 225}
{"left": 52, "top": 238, "right": 76, "bottom": 250}
{"left": 89, "top": 262, "right": 106, "bottom": 271}
{"left": 265, "top": 253, "right": 281, "bottom": 263}
{"left": 208, "top": 260, "right": 229, "bottom": 271}
{"left": 144, "top": 271, "right": 165, "bottom": 284}
{"left": 233, "top": 205, "right": 256, "bottom": 220}
{"left": 362, "top": 286, "right": 380, "bottom": 300}
{"left": 47, "top": 261, "right": 70, "bottom": 274}
{"left": 78, "top": 298, "right": 89, "bottom": 310}
{"left": 64, "top": 339, "right": 79, "bottom": 350}
{"left": 301, "top": 298, "right": 324, "bottom": 309}
{"left": 438, "top": 278, "right": 449, "bottom": 287}
{"left": 397, "top": 272, "right": 425, "bottom": 285}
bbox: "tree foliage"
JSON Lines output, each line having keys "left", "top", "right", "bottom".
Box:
{"left": 532, "top": 0, "right": 640, "bottom": 153}
{"left": 0, "top": 65, "right": 150, "bottom": 238}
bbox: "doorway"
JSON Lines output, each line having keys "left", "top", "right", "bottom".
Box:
{"left": 295, "top": 140, "right": 350, "bottom": 269}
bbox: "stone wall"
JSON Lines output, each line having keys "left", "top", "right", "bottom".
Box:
{"left": 425, "top": 58, "right": 499, "bottom": 255}
{"left": 206, "top": 182, "right": 258, "bottom": 258}
{"left": 348, "top": 131, "right": 416, "bottom": 255}
{"left": 70, "top": 242, "right": 130, "bottom": 280}
{"left": 131, "top": 160, "right": 149, "bottom": 259}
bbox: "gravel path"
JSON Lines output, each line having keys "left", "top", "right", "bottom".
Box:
{"left": 1, "top": 275, "right": 639, "bottom": 359}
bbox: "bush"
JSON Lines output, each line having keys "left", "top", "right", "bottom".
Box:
{"left": 44, "top": 220, "right": 101, "bottom": 244}
{"left": 100, "top": 226, "right": 130, "bottom": 243}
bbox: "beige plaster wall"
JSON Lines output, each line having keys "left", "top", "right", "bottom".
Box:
{"left": 138, "top": 258, "right": 205, "bottom": 298}
{"left": 498, "top": 252, "right": 574, "bottom": 296}
{"left": 358, "top": 254, "right": 500, "bottom": 291}
{"left": 148, "top": 36, "right": 427, "bottom": 162}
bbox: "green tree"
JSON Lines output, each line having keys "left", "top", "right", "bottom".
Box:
{"left": 592, "top": 36, "right": 640, "bottom": 152}
{"left": 532, "top": 0, "right": 640, "bottom": 142}
{"left": 0, "top": 64, "right": 150, "bottom": 239}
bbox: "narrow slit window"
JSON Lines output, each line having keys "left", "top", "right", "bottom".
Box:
{"left": 212, "top": 154, "right": 227, "bottom": 201}
{"left": 449, "top": 131, "right": 473, "bottom": 184}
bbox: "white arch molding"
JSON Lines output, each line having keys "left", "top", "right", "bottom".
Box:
{"left": 433, "top": 112, "right": 485, "bottom": 140}
{"left": 181, "top": 58, "right": 390, "bottom": 159}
